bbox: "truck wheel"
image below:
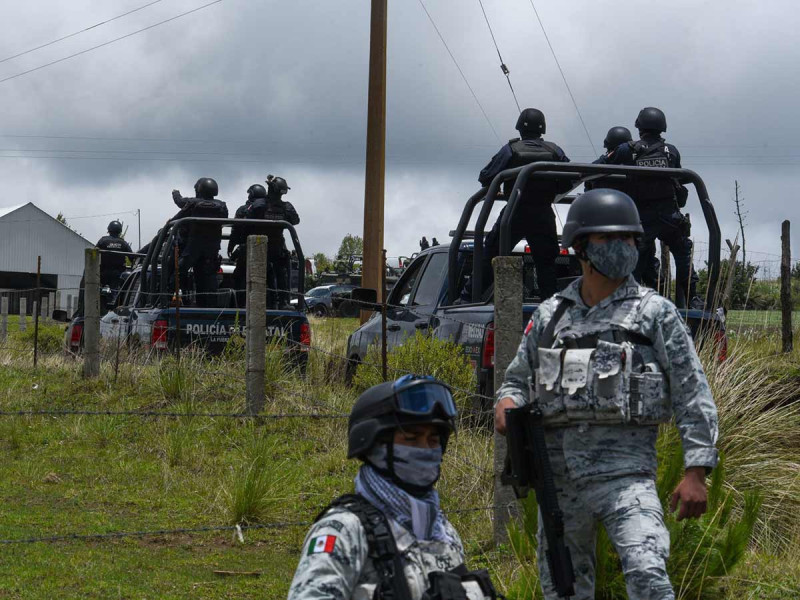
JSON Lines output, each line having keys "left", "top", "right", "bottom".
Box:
{"left": 312, "top": 304, "right": 328, "bottom": 318}
{"left": 338, "top": 300, "right": 359, "bottom": 319}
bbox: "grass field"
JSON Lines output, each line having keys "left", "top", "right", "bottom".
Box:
{"left": 0, "top": 317, "right": 798, "bottom": 598}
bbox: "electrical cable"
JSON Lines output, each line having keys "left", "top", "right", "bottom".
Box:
{"left": 476, "top": 0, "right": 521, "bottom": 113}
{"left": 417, "top": 0, "right": 500, "bottom": 143}
{"left": 528, "top": 0, "right": 596, "bottom": 155}
{"left": 0, "top": 0, "right": 167, "bottom": 65}
{"left": 0, "top": 0, "right": 224, "bottom": 86}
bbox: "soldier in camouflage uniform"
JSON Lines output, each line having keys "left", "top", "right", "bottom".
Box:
{"left": 288, "top": 375, "right": 499, "bottom": 599}
{"left": 495, "top": 188, "right": 719, "bottom": 600}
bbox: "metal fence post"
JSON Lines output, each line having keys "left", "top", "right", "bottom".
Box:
{"left": 19, "top": 298, "right": 27, "bottom": 332}
{"left": 246, "top": 235, "right": 267, "bottom": 415}
{"left": 492, "top": 255, "right": 523, "bottom": 543}
{"left": 1, "top": 296, "right": 7, "bottom": 344}
{"left": 83, "top": 248, "right": 101, "bottom": 378}
{"left": 781, "top": 220, "right": 793, "bottom": 353}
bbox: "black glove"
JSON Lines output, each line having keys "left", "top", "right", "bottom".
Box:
{"left": 172, "top": 190, "right": 182, "bottom": 202}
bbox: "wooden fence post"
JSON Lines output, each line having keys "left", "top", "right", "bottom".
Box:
{"left": 83, "top": 248, "right": 101, "bottom": 378}
{"left": 492, "top": 255, "right": 523, "bottom": 544}
{"left": 1, "top": 296, "right": 7, "bottom": 344}
{"left": 781, "top": 221, "right": 793, "bottom": 353}
{"left": 246, "top": 235, "right": 267, "bottom": 415}
{"left": 19, "top": 298, "right": 27, "bottom": 332}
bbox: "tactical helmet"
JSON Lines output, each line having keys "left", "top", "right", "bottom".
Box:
{"left": 515, "top": 108, "right": 546, "bottom": 135}
{"left": 107, "top": 220, "right": 123, "bottom": 236}
{"left": 603, "top": 126, "right": 633, "bottom": 150}
{"left": 247, "top": 184, "right": 267, "bottom": 200}
{"left": 194, "top": 177, "right": 219, "bottom": 199}
{"left": 561, "top": 188, "right": 643, "bottom": 249}
{"left": 267, "top": 176, "right": 290, "bottom": 196}
{"left": 348, "top": 375, "right": 457, "bottom": 460}
{"left": 634, "top": 107, "right": 667, "bottom": 133}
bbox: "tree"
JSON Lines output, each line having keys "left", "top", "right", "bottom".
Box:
{"left": 312, "top": 252, "right": 333, "bottom": 273}
{"left": 55, "top": 212, "right": 81, "bottom": 236}
{"left": 336, "top": 234, "right": 363, "bottom": 260}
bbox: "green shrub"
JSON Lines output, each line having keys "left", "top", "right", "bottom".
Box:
{"left": 352, "top": 331, "right": 476, "bottom": 413}
{"left": 11, "top": 322, "right": 64, "bottom": 354}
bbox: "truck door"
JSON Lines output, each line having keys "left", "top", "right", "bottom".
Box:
{"left": 390, "top": 252, "right": 448, "bottom": 345}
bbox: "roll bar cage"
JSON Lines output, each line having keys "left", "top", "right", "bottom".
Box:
{"left": 447, "top": 162, "right": 721, "bottom": 306}
{"left": 138, "top": 217, "right": 304, "bottom": 308}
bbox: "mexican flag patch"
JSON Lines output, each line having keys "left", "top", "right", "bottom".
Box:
{"left": 307, "top": 534, "right": 337, "bottom": 555}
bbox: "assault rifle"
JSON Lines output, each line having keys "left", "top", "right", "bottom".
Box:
{"left": 503, "top": 403, "right": 575, "bottom": 598}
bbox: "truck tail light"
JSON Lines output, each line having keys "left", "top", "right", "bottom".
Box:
{"left": 151, "top": 319, "right": 169, "bottom": 350}
{"left": 560, "top": 248, "right": 569, "bottom": 255}
{"left": 69, "top": 324, "right": 83, "bottom": 351}
{"left": 482, "top": 322, "right": 495, "bottom": 369}
{"left": 299, "top": 322, "right": 311, "bottom": 351}
{"left": 714, "top": 329, "right": 728, "bottom": 362}
{"left": 524, "top": 245, "right": 531, "bottom": 253}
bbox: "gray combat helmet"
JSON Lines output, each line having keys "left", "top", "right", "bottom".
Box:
{"left": 561, "top": 188, "right": 643, "bottom": 249}
{"left": 603, "top": 126, "right": 633, "bottom": 150}
{"left": 347, "top": 375, "right": 457, "bottom": 460}
{"left": 635, "top": 107, "right": 667, "bottom": 133}
{"left": 194, "top": 177, "right": 219, "bottom": 199}
{"left": 247, "top": 184, "right": 267, "bottom": 200}
{"left": 107, "top": 220, "right": 123, "bottom": 236}
{"left": 516, "top": 108, "right": 546, "bottom": 135}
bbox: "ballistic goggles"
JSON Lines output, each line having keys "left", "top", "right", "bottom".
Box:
{"left": 391, "top": 375, "right": 457, "bottom": 419}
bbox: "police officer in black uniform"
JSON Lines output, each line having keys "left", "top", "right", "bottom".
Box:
{"left": 96, "top": 220, "right": 133, "bottom": 290}
{"left": 227, "top": 184, "right": 265, "bottom": 306}
{"left": 461, "top": 108, "right": 570, "bottom": 302}
{"left": 170, "top": 177, "right": 228, "bottom": 307}
{"left": 245, "top": 176, "right": 299, "bottom": 309}
{"left": 609, "top": 108, "right": 700, "bottom": 308}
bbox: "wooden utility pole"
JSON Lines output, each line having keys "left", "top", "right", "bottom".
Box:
{"left": 781, "top": 221, "right": 793, "bottom": 353}
{"left": 361, "top": 0, "right": 388, "bottom": 323}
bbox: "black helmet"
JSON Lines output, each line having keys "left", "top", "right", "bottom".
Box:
{"left": 348, "top": 375, "right": 457, "bottom": 460}
{"left": 634, "top": 107, "right": 667, "bottom": 133}
{"left": 561, "top": 188, "right": 643, "bottom": 249}
{"left": 267, "top": 176, "right": 290, "bottom": 196}
{"left": 107, "top": 220, "right": 123, "bottom": 236}
{"left": 194, "top": 177, "right": 219, "bottom": 199}
{"left": 515, "top": 108, "right": 546, "bottom": 135}
{"left": 247, "top": 184, "right": 267, "bottom": 200}
{"left": 603, "top": 126, "right": 632, "bottom": 150}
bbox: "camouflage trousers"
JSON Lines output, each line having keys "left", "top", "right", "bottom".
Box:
{"left": 537, "top": 470, "right": 673, "bottom": 600}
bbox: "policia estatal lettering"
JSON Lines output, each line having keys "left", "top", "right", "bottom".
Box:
{"left": 288, "top": 375, "right": 502, "bottom": 600}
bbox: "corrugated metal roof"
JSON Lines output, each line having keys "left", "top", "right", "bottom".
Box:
{"left": 0, "top": 203, "right": 27, "bottom": 219}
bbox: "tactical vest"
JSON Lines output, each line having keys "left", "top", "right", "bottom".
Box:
{"left": 186, "top": 198, "right": 227, "bottom": 239}
{"left": 316, "top": 495, "right": 499, "bottom": 600}
{"left": 533, "top": 290, "right": 672, "bottom": 427}
{"left": 628, "top": 140, "right": 679, "bottom": 202}
{"left": 97, "top": 236, "right": 127, "bottom": 270}
{"left": 247, "top": 198, "right": 289, "bottom": 248}
{"left": 507, "top": 138, "right": 561, "bottom": 168}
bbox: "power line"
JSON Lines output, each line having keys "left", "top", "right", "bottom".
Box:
{"left": 476, "top": 0, "right": 521, "bottom": 113}
{"left": 527, "top": 0, "right": 596, "bottom": 155}
{"left": 417, "top": 0, "right": 500, "bottom": 143}
{"left": 0, "top": 0, "right": 167, "bottom": 65}
{"left": 0, "top": 0, "right": 224, "bottom": 86}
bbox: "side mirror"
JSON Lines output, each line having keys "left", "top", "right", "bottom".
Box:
{"left": 115, "top": 306, "right": 131, "bottom": 317}
{"left": 350, "top": 287, "right": 379, "bottom": 310}
{"left": 51, "top": 309, "right": 70, "bottom": 323}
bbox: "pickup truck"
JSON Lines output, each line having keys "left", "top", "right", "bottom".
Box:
{"left": 64, "top": 216, "right": 311, "bottom": 370}
{"left": 346, "top": 162, "right": 727, "bottom": 405}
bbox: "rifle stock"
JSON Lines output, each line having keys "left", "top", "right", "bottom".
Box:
{"left": 503, "top": 404, "right": 575, "bottom": 598}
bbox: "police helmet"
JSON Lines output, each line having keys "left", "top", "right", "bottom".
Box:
{"left": 107, "top": 220, "right": 123, "bottom": 236}
{"left": 561, "top": 188, "right": 643, "bottom": 249}
{"left": 634, "top": 107, "right": 667, "bottom": 133}
{"left": 194, "top": 177, "right": 219, "bottom": 199}
{"left": 603, "top": 126, "right": 632, "bottom": 150}
{"left": 247, "top": 184, "right": 267, "bottom": 200}
{"left": 267, "top": 176, "right": 290, "bottom": 196}
{"left": 347, "top": 375, "right": 457, "bottom": 460}
{"left": 515, "top": 108, "right": 546, "bottom": 135}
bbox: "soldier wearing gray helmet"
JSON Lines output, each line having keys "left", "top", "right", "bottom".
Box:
{"left": 495, "top": 188, "right": 719, "bottom": 599}
{"left": 288, "top": 375, "right": 500, "bottom": 599}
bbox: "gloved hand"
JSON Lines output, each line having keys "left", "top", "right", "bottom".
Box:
{"left": 171, "top": 189, "right": 182, "bottom": 201}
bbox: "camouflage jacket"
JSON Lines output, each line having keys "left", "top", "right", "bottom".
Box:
{"left": 287, "top": 505, "right": 489, "bottom": 599}
{"left": 496, "top": 275, "right": 719, "bottom": 479}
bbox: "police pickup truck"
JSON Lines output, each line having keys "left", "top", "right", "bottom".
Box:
{"left": 64, "top": 216, "right": 310, "bottom": 370}
{"left": 346, "top": 163, "right": 727, "bottom": 404}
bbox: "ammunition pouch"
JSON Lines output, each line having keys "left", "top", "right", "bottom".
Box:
{"left": 421, "top": 565, "right": 504, "bottom": 600}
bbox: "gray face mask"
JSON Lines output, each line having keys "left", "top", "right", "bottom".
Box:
{"left": 585, "top": 239, "right": 639, "bottom": 279}
{"left": 366, "top": 444, "right": 443, "bottom": 489}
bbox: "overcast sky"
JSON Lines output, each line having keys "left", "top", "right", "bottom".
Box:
{"left": 1, "top": 0, "right": 798, "bottom": 274}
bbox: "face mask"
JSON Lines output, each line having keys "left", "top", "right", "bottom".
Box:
{"left": 366, "top": 444, "right": 443, "bottom": 489}
{"left": 585, "top": 239, "right": 638, "bottom": 279}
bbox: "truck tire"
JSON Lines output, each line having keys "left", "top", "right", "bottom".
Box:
{"left": 312, "top": 304, "right": 328, "bottom": 318}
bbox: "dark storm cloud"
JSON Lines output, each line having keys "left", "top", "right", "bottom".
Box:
{"left": 0, "top": 0, "right": 798, "bottom": 259}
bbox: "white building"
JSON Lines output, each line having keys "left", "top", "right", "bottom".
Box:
{"left": 0, "top": 202, "right": 94, "bottom": 312}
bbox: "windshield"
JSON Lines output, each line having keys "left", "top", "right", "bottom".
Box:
{"left": 306, "top": 287, "right": 331, "bottom": 298}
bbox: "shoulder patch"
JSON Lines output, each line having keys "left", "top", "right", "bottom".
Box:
{"left": 307, "top": 534, "right": 337, "bottom": 555}
{"left": 524, "top": 320, "right": 534, "bottom": 336}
